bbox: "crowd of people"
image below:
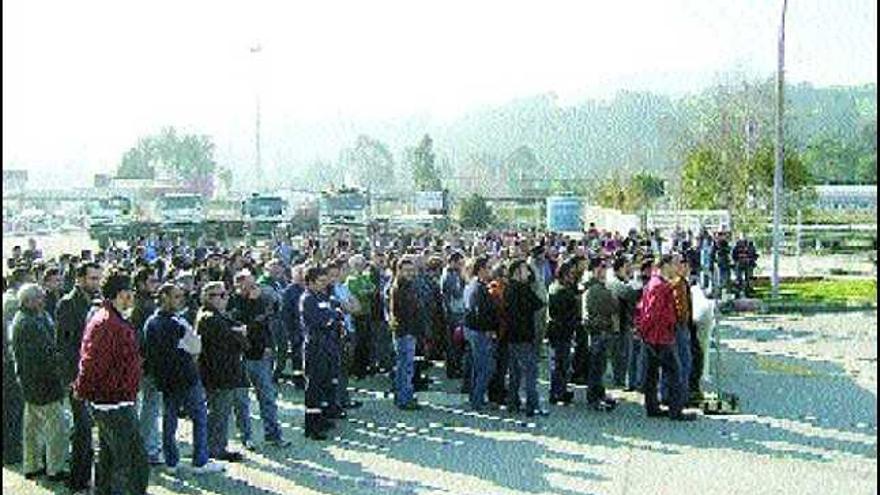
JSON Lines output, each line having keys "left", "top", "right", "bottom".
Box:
{"left": 1, "top": 225, "right": 752, "bottom": 494}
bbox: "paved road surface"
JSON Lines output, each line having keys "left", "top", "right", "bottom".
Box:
{"left": 4, "top": 311, "right": 876, "bottom": 494}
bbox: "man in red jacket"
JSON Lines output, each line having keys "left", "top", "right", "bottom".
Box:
{"left": 74, "top": 271, "right": 150, "bottom": 495}
{"left": 637, "top": 256, "right": 697, "bottom": 422}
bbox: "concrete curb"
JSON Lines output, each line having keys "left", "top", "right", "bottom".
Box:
{"left": 721, "top": 300, "right": 877, "bottom": 314}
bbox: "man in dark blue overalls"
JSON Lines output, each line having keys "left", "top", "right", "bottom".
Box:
{"left": 300, "top": 266, "right": 341, "bottom": 441}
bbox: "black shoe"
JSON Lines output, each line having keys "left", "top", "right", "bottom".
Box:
{"left": 397, "top": 401, "right": 422, "bottom": 411}
{"left": 265, "top": 438, "right": 292, "bottom": 448}
{"left": 342, "top": 400, "right": 363, "bottom": 410}
{"left": 24, "top": 468, "right": 46, "bottom": 480}
{"left": 325, "top": 410, "right": 347, "bottom": 419}
{"left": 217, "top": 451, "right": 244, "bottom": 462}
{"left": 670, "top": 412, "right": 698, "bottom": 422}
{"left": 65, "top": 480, "right": 90, "bottom": 492}
{"left": 602, "top": 397, "right": 619, "bottom": 408}
{"left": 46, "top": 472, "right": 69, "bottom": 483}
{"left": 588, "top": 401, "right": 614, "bottom": 412}
{"left": 646, "top": 409, "right": 668, "bottom": 418}
{"left": 304, "top": 430, "right": 329, "bottom": 441}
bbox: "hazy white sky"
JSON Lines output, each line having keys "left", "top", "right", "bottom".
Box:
{"left": 3, "top": 0, "right": 877, "bottom": 188}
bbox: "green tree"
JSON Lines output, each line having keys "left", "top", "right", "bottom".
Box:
{"left": 458, "top": 193, "right": 495, "bottom": 229}
{"left": 595, "top": 172, "right": 628, "bottom": 211}
{"left": 344, "top": 134, "right": 396, "bottom": 192}
{"left": 116, "top": 126, "right": 217, "bottom": 196}
{"left": 117, "top": 137, "right": 157, "bottom": 179}
{"left": 410, "top": 134, "right": 442, "bottom": 191}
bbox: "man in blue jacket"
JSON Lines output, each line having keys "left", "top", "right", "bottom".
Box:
{"left": 280, "top": 264, "right": 306, "bottom": 388}
{"left": 144, "top": 283, "right": 225, "bottom": 474}
{"left": 301, "top": 266, "right": 340, "bottom": 440}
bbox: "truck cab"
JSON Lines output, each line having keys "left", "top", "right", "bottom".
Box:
{"left": 241, "top": 193, "right": 288, "bottom": 238}
{"left": 157, "top": 193, "right": 205, "bottom": 225}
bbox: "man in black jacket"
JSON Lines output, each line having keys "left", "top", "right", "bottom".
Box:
{"left": 54, "top": 262, "right": 102, "bottom": 491}
{"left": 463, "top": 255, "right": 499, "bottom": 411}
{"left": 196, "top": 281, "right": 248, "bottom": 462}
{"left": 128, "top": 266, "right": 162, "bottom": 465}
{"left": 547, "top": 259, "right": 579, "bottom": 404}
{"left": 504, "top": 260, "right": 546, "bottom": 416}
{"left": 229, "top": 270, "right": 289, "bottom": 448}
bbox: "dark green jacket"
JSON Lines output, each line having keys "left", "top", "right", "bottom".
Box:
{"left": 583, "top": 278, "right": 618, "bottom": 334}
{"left": 54, "top": 287, "right": 95, "bottom": 385}
{"left": 607, "top": 276, "right": 641, "bottom": 332}
{"left": 13, "top": 307, "right": 65, "bottom": 405}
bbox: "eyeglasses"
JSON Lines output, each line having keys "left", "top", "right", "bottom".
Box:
{"left": 207, "top": 292, "right": 228, "bottom": 299}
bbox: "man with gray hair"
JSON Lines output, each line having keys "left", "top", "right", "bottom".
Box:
{"left": 12, "top": 283, "right": 69, "bottom": 481}
{"left": 3, "top": 267, "right": 29, "bottom": 465}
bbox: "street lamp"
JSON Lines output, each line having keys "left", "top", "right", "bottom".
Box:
{"left": 250, "top": 43, "right": 263, "bottom": 192}
{"left": 772, "top": 0, "right": 788, "bottom": 298}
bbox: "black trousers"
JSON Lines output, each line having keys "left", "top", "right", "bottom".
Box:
{"left": 571, "top": 329, "right": 590, "bottom": 385}
{"left": 2, "top": 350, "right": 23, "bottom": 465}
{"left": 643, "top": 343, "right": 685, "bottom": 417}
{"left": 689, "top": 324, "right": 704, "bottom": 395}
{"left": 488, "top": 340, "right": 509, "bottom": 403}
{"left": 92, "top": 405, "right": 149, "bottom": 495}
{"left": 304, "top": 340, "right": 333, "bottom": 435}
{"left": 69, "top": 391, "right": 94, "bottom": 488}
{"left": 352, "top": 316, "right": 373, "bottom": 378}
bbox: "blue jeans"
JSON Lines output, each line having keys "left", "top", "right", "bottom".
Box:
{"left": 507, "top": 342, "right": 539, "bottom": 412}
{"left": 627, "top": 337, "right": 646, "bottom": 390}
{"left": 234, "top": 387, "right": 251, "bottom": 443}
{"left": 587, "top": 333, "right": 613, "bottom": 404}
{"left": 548, "top": 339, "right": 572, "bottom": 399}
{"left": 137, "top": 375, "right": 162, "bottom": 462}
{"left": 465, "top": 329, "right": 496, "bottom": 410}
{"left": 644, "top": 343, "right": 685, "bottom": 416}
{"left": 162, "top": 382, "right": 209, "bottom": 468}
{"left": 394, "top": 335, "right": 416, "bottom": 407}
{"left": 242, "top": 358, "right": 283, "bottom": 442}
{"left": 206, "top": 388, "right": 235, "bottom": 458}
{"left": 662, "top": 324, "right": 692, "bottom": 400}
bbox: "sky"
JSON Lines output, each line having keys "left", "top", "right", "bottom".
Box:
{"left": 2, "top": 0, "right": 877, "bottom": 189}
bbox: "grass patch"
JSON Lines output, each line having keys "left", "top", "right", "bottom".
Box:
{"left": 753, "top": 278, "right": 877, "bottom": 305}
{"left": 754, "top": 355, "right": 816, "bottom": 377}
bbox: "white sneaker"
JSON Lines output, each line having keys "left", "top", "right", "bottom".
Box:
{"left": 191, "top": 461, "right": 226, "bottom": 474}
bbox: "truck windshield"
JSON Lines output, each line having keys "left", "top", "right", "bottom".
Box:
{"left": 321, "top": 194, "right": 366, "bottom": 213}
{"left": 162, "top": 196, "right": 202, "bottom": 209}
{"left": 98, "top": 198, "right": 131, "bottom": 211}
{"left": 246, "top": 197, "right": 284, "bottom": 216}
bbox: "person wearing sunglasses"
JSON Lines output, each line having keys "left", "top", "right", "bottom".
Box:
{"left": 195, "top": 281, "right": 248, "bottom": 463}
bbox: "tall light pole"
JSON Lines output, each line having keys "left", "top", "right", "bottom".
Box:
{"left": 772, "top": 0, "right": 788, "bottom": 298}
{"left": 250, "top": 43, "right": 263, "bottom": 192}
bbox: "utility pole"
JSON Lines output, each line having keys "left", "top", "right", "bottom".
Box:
{"left": 250, "top": 43, "right": 263, "bottom": 192}
{"left": 772, "top": 0, "right": 788, "bottom": 298}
